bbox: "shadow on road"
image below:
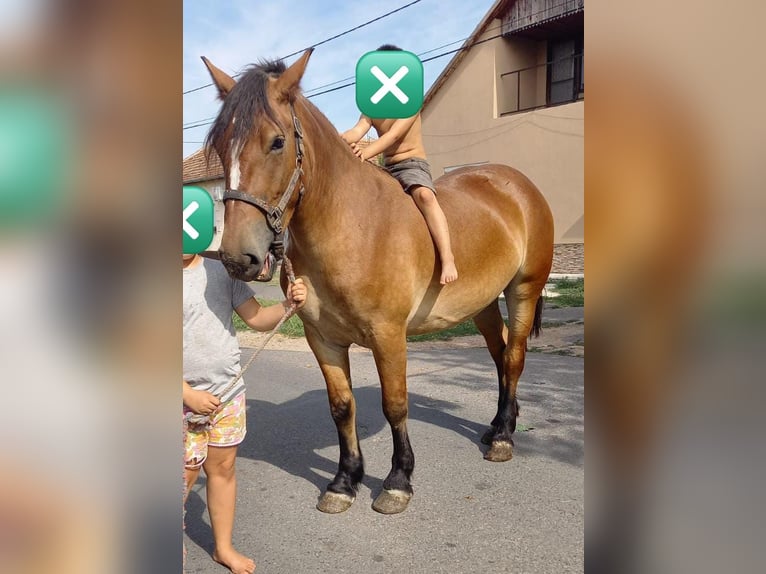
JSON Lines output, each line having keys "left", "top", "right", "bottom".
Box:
{"left": 236, "top": 375, "right": 582, "bottom": 495}
{"left": 185, "top": 349, "right": 582, "bottom": 555}
{"left": 236, "top": 388, "right": 492, "bottom": 491}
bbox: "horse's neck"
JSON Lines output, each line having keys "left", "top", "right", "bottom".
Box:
{"left": 289, "top": 102, "right": 375, "bottom": 246}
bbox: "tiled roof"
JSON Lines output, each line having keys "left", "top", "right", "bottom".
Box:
{"left": 183, "top": 148, "right": 223, "bottom": 183}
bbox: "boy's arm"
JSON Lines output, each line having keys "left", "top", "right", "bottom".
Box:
{"left": 183, "top": 380, "right": 220, "bottom": 414}
{"left": 357, "top": 115, "right": 418, "bottom": 160}
{"left": 340, "top": 114, "right": 372, "bottom": 144}
{"left": 234, "top": 298, "right": 290, "bottom": 332}
{"left": 234, "top": 278, "right": 307, "bottom": 331}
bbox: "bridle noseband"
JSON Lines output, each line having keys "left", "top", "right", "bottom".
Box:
{"left": 222, "top": 103, "right": 305, "bottom": 235}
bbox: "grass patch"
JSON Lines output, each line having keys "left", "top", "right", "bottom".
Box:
{"left": 406, "top": 320, "right": 479, "bottom": 342}
{"left": 546, "top": 278, "right": 584, "bottom": 307}
{"left": 407, "top": 280, "right": 583, "bottom": 342}
{"left": 233, "top": 299, "right": 305, "bottom": 337}
{"left": 233, "top": 279, "right": 582, "bottom": 341}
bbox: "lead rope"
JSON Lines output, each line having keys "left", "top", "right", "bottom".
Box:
{"left": 184, "top": 256, "right": 298, "bottom": 430}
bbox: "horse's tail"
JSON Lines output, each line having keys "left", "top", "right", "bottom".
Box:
{"left": 529, "top": 296, "right": 544, "bottom": 339}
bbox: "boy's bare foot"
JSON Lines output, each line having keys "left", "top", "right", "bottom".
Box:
{"left": 440, "top": 260, "right": 458, "bottom": 285}
{"left": 213, "top": 547, "right": 256, "bottom": 574}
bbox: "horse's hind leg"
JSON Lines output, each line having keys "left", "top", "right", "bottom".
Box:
{"left": 472, "top": 300, "right": 510, "bottom": 445}
{"left": 484, "top": 281, "right": 545, "bottom": 462}
{"left": 305, "top": 325, "right": 364, "bottom": 514}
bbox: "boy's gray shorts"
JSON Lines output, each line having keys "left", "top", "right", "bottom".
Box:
{"left": 385, "top": 158, "right": 436, "bottom": 194}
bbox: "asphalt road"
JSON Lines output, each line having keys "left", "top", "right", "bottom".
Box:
{"left": 184, "top": 341, "right": 583, "bottom": 573}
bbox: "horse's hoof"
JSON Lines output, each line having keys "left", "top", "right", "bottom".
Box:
{"left": 316, "top": 491, "right": 355, "bottom": 514}
{"left": 484, "top": 440, "right": 514, "bottom": 462}
{"left": 372, "top": 489, "right": 412, "bottom": 514}
{"left": 481, "top": 427, "right": 495, "bottom": 445}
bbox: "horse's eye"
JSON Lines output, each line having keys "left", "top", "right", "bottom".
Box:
{"left": 271, "top": 137, "right": 285, "bottom": 151}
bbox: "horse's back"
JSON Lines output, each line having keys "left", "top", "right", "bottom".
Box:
{"left": 434, "top": 163, "right": 553, "bottom": 261}
{"left": 403, "top": 163, "right": 554, "bottom": 334}
{"left": 435, "top": 164, "right": 550, "bottom": 218}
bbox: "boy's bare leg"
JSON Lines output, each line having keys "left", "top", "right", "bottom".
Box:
{"left": 203, "top": 445, "right": 256, "bottom": 574}
{"left": 412, "top": 186, "right": 458, "bottom": 284}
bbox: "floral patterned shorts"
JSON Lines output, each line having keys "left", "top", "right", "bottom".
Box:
{"left": 183, "top": 392, "right": 246, "bottom": 469}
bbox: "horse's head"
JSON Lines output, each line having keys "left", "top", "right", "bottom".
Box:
{"left": 202, "top": 49, "right": 313, "bottom": 281}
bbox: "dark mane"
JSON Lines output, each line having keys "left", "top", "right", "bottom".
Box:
{"left": 205, "top": 59, "right": 287, "bottom": 165}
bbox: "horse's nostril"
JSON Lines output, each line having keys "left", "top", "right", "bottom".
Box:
{"left": 242, "top": 253, "right": 261, "bottom": 269}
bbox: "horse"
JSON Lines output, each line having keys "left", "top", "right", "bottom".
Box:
{"left": 201, "top": 49, "right": 554, "bottom": 515}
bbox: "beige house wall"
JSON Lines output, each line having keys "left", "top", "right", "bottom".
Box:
{"left": 422, "top": 20, "right": 583, "bottom": 245}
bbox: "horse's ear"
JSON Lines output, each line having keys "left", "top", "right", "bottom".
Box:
{"left": 275, "top": 48, "right": 314, "bottom": 103}
{"left": 201, "top": 56, "right": 236, "bottom": 100}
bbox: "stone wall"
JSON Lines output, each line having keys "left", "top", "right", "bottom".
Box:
{"left": 551, "top": 243, "right": 584, "bottom": 274}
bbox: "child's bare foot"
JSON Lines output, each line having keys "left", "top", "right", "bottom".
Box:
{"left": 440, "top": 260, "right": 458, "bottom": 285}
{"left": 213, "top": 547, "right": 256, "bottom": 574}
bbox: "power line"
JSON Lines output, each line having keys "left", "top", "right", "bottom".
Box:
{"left": 185, "top": 20, "right": 505, "bottom": 126}
{"left": 183, "top": 116, "right": 216, "bottom": 129}
{"left": 183, "top": 29, "right": 510, "bottom": 130}
{"left": 298, "top": 29, "right": 509, "bottom": 99}
{"left": 185, "top": 0, "right": 577, "bottom": 98}
{"left": 301, "top": 22, "right": 506, "bottom": 97}
{"left": 303, "top": 0, "right": 582, "bottom": 96}
{"left": 183, "top": 119, "right": 218, "bottom": 131}
{"left": 182, "top": 0, "right": 423, "bottom": 96}
{"left": 182, "top": 28, "right": 509, "bottom": 131}
{"left": 279, "top": 0, "right": 424, "bottom": 61}
{"left": 304, "top": 74, "right": 355, "bottom": 96}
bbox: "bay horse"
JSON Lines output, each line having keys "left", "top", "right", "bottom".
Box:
{"left": 202, "top": 49, "right": 553, "bottom": 514}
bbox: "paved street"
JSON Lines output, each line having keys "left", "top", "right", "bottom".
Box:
{"left": 184, "top": 340, "right": 583, "bottom": 573}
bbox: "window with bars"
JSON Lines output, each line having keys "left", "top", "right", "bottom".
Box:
{"left": 548, "top": 38, "right": 583, "bottom": 106}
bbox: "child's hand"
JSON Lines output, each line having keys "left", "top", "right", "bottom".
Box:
{"left": 184, "top": 389, "right": 220, "bottom": 416}
{"left": 350, "top": 142, "right": 365, "bottom": 160}
{"left": 287, "top": 278, "right": 307, "bottom": 309}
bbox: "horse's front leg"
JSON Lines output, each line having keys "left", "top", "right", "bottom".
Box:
{"left": 305, "top": 325, "right": 363, "bottom": 514}
{"left": 370, "top": 331, "right": 414, "bottom": 514}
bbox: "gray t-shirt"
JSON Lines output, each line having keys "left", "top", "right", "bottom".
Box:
{"left": 183, "top": 258, "right": 256, "bottom": 402}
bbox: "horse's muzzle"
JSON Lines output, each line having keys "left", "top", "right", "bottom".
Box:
{"left": 219, "top": 251, "right": 263, "bottom": 282}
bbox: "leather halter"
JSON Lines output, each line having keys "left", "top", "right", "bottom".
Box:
{"left": 222, "top": 103, "right": 305, "bottom": 235}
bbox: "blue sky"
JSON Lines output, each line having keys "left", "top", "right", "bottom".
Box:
{"left": 183, "top": 0, "right": 497, "bottom": 158}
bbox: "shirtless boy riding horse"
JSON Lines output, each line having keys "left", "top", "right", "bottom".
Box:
{"left": 341, "top": 44, "right": 458, "bottom": 285}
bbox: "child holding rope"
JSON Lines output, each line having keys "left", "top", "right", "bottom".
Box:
{"left": 341, "top": 44, "right": 458, "bottom": 285}
{"left": 183, "top": 252, "right": 306, "bottom": 574}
